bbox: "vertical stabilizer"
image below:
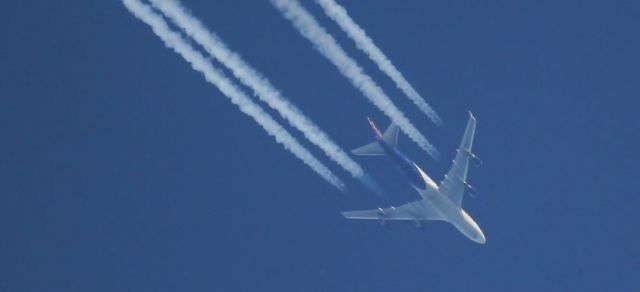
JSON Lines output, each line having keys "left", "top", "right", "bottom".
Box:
{"left": 381, "top": 123, "right": 400, "bottom": 148}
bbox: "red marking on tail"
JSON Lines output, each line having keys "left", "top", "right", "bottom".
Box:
{"left": 367, "top": 117, "right": 383, "bottom": 137}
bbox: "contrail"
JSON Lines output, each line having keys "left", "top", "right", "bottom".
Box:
{"left": 315, "top": 0, "right": 442, "bottom": 126}
{"left": 271, "top": 0, "right": 439, "bottom": 158}
{"left": 148, "top": 0, "right": 381, "bottom": 194}
{"left": 121, "top": 0, "right": 346, "bottom": 192}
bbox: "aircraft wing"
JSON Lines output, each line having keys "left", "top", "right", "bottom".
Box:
{"left": 342, "top": 200, "right": 445, "bottom": 221}
{"left": 439, "top": 112, "right": 477, "bottom": 207}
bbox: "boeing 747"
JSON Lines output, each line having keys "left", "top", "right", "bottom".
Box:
{"left": 343, "top": 112, "right": 486, "bottom": 244}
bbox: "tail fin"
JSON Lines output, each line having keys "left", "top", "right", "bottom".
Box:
{"left": 351, "top": 120, "right": 400, "bottom": 156}
{"left": 381, "top": 123, "right": 400, "bottom": 147}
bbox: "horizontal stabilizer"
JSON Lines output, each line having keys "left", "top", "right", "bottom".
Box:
{"left": 351, "top": 121, "right": 400, "bottom": 156}
{"left": 351, "top": 142, "right": 385, "bottom": 156}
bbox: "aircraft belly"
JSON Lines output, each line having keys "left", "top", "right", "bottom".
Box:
{"left": 427, "top": 194, "right": 457, "bottom": 222}
{"left": 425, "top": 194, "right": 484, "bottom": 242}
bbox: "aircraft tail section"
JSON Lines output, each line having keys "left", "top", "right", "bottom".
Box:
{"left": 381, "top": 123, "right": 400, "bottom": 147}
{"left": 351, "top": 118, "right": 400, "bottom": 156}
{"left": 351, "top": 141, "right": 385, "bottom": 156}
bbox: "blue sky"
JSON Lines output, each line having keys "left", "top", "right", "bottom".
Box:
{"left": 1, "top": 0, "right": 639, "bottom": 291}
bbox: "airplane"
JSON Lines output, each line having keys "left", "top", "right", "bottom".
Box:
{"left": 343, "top": 112, "right": 486, "bottom": 244}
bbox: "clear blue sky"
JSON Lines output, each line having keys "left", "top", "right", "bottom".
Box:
{"left": 1, "top": 0, "right": 638, "bottom": 291}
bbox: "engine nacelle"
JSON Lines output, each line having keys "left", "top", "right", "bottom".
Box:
{"left": 377, "top": 208, "right": 392, "bottom": 230}
{"left": 464, "top": 181, "right": 478, "bottom": 198}
{"left": 379, "top": 218, "right": 392, "bottom": 230}
{"left": 465, "top": 150, "right": 483, "bottom": 167}
{"left": 415, "top": 220, "right": 427, "bottom": 231}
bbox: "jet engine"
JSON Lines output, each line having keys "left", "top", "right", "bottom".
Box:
{"left": 377, "top": 208, "right": 391, "bottom": 230}
{"left": 378, "top": 218, "right": 392, "bottom": 230}
{"left": 415, "top": 220, "right": 427, "bottom": 231}
{"left": 464, "top": 181, "right": 478, "bottom": 198}
{"left": 464, "top": 150, "right": 483, "bottom": 166}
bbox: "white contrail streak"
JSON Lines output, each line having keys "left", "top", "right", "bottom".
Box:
{"left": 149, "top": 0, "right": 381, "bottom": 194}
{"left": 271, "top": 0, "right": 439, "bottom": 158}
{"left": 121, "top": 0, "right": 346, "bottom": 192}
{"left": 315, "top": 0, "right": 442, "bottom": 126}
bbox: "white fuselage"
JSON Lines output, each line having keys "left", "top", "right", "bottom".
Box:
{"left": 415, "top": 165, "right": 486, "bottom": 244}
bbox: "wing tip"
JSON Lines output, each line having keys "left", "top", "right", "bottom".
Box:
{"left": 468, "top": 110, "right": 476, "bottom": 121}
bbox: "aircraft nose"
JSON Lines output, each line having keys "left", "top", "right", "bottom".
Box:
{"left": 477, "top": 234, "right": 486, "bottom": 244}
{"left": 475, "top": 230, "right": 486, "bottom": 244}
